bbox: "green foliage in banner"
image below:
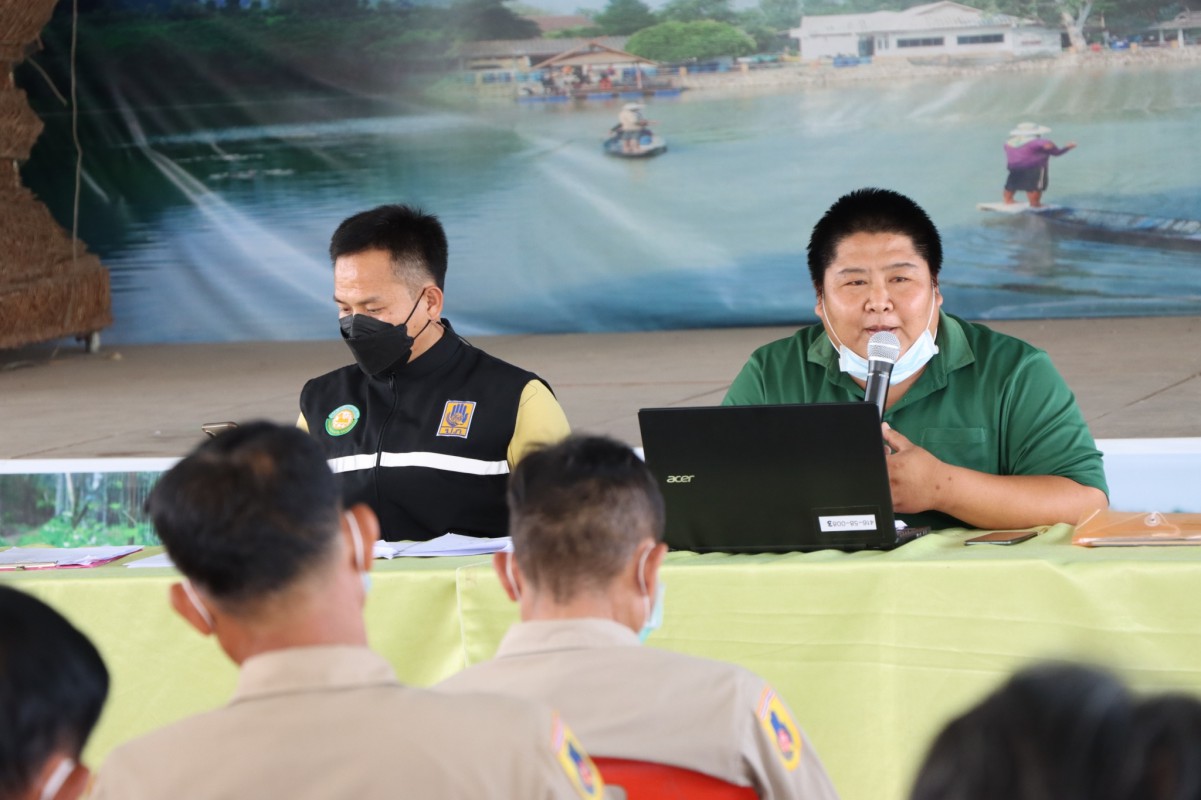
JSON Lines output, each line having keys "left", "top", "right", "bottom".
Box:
{"left": 451, "top": 0, "right": 542, "bottom": 40}
{"left": 659, "top": 0, "right": 736, "bottom": 24}
{"left": 593, "top": 0, "right": 658, "bottom": 35}
{"left": 0, "top": 473, "right": 160, "bottom": 548}
{"left": 626, "top": 20, "right": 755, "bottom": 61}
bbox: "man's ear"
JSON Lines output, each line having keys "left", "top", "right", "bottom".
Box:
{"left": 56, "top": 762, "right": 90, "bottom": 800}
{"left": 342, "top": 503, "right": 380, "bottom": 573}
{"left": 169, "top": 582, "right": 212, "bottom": 636}
{"left": 31, "top": 756, "right": 89, "bottom": 800}
{"left": 423, "top": 285, "right": 445, "bottom": 322}
{"left": 642, "top": 541, "right": 668, "bottom": 595}
{"left": 492, "top": 552, "right": 521, "bottom": 602}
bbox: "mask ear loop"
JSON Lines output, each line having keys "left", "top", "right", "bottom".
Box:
{"left": 819, "top": 298, "right": 849, "bottom": 353}
{"left": 181, "top": 579, "right": 215, "bottom": 630}
{"left": 505, "top": 552, "right": 521, "bottom": 601}
{"left": 925, "top": 285, "right": 939, "bottom": 331}
{"left": 346, "top": 511, "right": 366, "bottom": 572}
{"left": 38, "top": 757, "right": 76, "bottom": 800}
{"left": 636, "top": 546, "right": 652, "bottom": 629}
{"left": 346, "top": 511, "right": 374, "bottom": 595}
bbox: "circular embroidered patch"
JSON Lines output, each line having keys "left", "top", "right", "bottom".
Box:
{"left": 325, "top": 404, "right": 361, "bottom": 436}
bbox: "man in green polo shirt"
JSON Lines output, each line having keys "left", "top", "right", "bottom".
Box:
{"left": 723, "top": 188, "right": 1107, "bottom": 531}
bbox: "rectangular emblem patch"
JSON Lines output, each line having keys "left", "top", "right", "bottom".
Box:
{"left": 437, "top": 400, "right": 476, "bottom": 439}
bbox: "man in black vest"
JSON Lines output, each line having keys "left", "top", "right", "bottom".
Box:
{"left": 300, "top": 205, "right": 570, "bottom": 541}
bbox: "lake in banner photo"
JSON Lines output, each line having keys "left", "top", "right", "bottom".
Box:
{"left": 22, "top": 61, "right": 1201, "bottom": 344}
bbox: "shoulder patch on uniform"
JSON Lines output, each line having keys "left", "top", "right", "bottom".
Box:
{"left": 437, "top": 400, "right": 476, "bottom": 439}
{"left": 758, "top": 686, "right": 802, "bottom": 771}
{"left": 324, "top": 404, "right": 360, "bottom": 437}
{"left": 551, "top": 713, "right": 603, "bottom": 799}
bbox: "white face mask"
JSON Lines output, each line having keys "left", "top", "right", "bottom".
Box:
{"left": 825, "top": 289, "right": 940, "bottom": 385}
{"left": 181, "top": 579, "right": 215, "bottom": 630}
{"left": 635, "top": 546, "right": 665, "bottom": 643}
{"left": 346, "top": 512, "right": 372, "bottom": 595}
{"left": 505, "top": 552, "right": 521, "bottom": 602}
{"left": 39, "top": 757, "right": 75, "bottom": 800}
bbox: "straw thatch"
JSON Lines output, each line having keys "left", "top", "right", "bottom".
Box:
{"left": 0, "top": 0, "right": 57, "bottom": 63}
{"left": 0, "top": 187, "right": 112, "bottom": 349}
{"left": 1, "top": 0, "right": 112, "bottom": 349}
{"left": 0, "top": 86, "right": 43, "bottom": 161}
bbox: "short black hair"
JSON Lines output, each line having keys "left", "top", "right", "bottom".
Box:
{"left": 329, "top": 204, "right": 449, "bottom": 290}
{"left": 507, "top": 435, "right": 665, "bottom": 603}
{"left": 1127, "top": 694, "right": 1201, "bottom": 800}
{"left": 807, "top": 188, "right": 942, "bottom": 290}
{"left": 147, "top": 421, "right": 341, "bottom": 607}
{"left": 0, "top": 586, "right": 108, "bottom": 797}
{"left": 910, "top": 663, "right": 1135, "bottom": 800}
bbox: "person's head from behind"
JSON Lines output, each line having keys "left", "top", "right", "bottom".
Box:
{"left": 0, "top": 587, "right": 108, "bottom": 800}
{"left": 808, "top": 188, "right": 944, "bottom": 361}
{"left": 329, "top": 204, "right": 446, "bottom": 333}
{"left": 1127, "top": 693, "right": 1201, "bottom": 800}
{"left": 909, "top": 662, "right": 1135, "bottom": 800}
{"left": 496, "top": 435, "right": 666, "bottom": 635}
{"left": 147, "top": 422, "right": 378, "bottom": 660}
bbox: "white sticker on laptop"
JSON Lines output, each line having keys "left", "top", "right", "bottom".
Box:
{"left": 818, "top": 514, "right": 879, "bottom": 532}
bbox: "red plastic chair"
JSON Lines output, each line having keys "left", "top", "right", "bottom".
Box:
{"left": 593, "top": 757, "right": 759, "bottom": 799}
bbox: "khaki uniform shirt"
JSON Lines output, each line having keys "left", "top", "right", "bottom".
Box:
{"left": 89, "top": 646, "right": 602, "bottom": 800}
{"left": 436, "top": 619, "right": 840, "bottom": 800}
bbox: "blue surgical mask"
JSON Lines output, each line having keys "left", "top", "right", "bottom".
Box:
{"left": 635, "top": 546, "right": 665, "bottom": 643}
{"left": 825, "top": 290, "right": 940, "bottom": 385}
{"left": 639, "top": 580, "right": 666, "bottom": 643}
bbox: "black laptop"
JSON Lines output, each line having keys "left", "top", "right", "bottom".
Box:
{"left": 638, "top": 402, "right": 921, "bottom": 553}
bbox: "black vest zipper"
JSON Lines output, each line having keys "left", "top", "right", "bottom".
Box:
{"left": 374, "top": 374, "right": 399, "bottom": 512}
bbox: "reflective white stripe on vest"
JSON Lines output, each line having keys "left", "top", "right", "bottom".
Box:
{"left": 327, "top": 454, "right": 378, "bottom": 474}
{"left": 327, "top": 452, "right": 509, "bottom": 476}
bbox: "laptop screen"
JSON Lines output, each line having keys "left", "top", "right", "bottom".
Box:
{"left": 638, "top": 403, "right": 897, "bottom": 553}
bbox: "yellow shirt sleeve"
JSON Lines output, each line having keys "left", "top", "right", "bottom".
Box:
{"left": 507, "top": 380, "right": 571, "bottom": 468}
{"left": 297, "top": 412, "right": 309, "bottom": 433}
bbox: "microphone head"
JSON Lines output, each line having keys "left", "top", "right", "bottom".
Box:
{"left": 867, "top": 331, "right": 901, "bottom": 363}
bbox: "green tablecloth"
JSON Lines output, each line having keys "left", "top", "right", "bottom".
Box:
{"left": 8, "top": 524, "right": 1201, "bottom": 800}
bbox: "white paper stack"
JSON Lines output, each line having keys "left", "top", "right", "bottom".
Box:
{"left": 0, "top": 545, "right": 143, "bottom": 570}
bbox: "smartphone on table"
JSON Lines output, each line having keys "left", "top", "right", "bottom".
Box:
{"left": 201, "top": 421, "right": 239, "bottom": 439}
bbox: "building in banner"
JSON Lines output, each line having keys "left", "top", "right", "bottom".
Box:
{"left": 1148, "top": 11, "right": 1201, "bottom": 47}
{"left": 792, "top": 1, "right": 1062, "bottom": 61}
{"left": 454, "top": 37, "right": 631, "bottom": 73}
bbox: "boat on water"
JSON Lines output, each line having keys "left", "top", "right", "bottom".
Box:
{"left": 518, "top": 85, "right": 684, "bottom": 104}
{"left": 978, "top": 203, "right": 1201, "bottom": 247}
{"left": 603, "top": 133, "right": 667, "bottom": 158}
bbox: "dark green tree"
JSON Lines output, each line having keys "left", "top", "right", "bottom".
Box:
{"left": 451, "top": 0, "right": 541, "bottom": 40}
{"left": 758, "top": 0, "right": 799, "bottom": 30}
{"left": 736, "top": 9, "right": 780, "bottom": 50}
{"left": 993, "top": 0, "right": 1173, "bottom": 48}
{"left": 660, "top": 0, "right": 736, "bottom": 23}
{"left": 626, "top": 19, "right": 755, "bottom": 60}
{"left": 593, "top": 0, "right": 658, "bottom": 34}
{"left": 276, "top": 0, "right": 363, "bottom": 15}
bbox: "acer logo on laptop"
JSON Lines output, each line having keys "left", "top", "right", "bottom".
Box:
{"left": 666, "top": 475, "right": 695, "bottom": 484}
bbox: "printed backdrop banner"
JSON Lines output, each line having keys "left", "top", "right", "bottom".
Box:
{"left": 16, "top": 3, "right": 1201, "bottom": 345}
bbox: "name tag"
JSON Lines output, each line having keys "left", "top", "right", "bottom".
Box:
{"left": 818, "top": 514, "right": 879, "bottom": 532}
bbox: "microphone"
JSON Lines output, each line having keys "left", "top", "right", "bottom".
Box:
{"left": 865, "top": 331, "right": 901, "bottom": 419}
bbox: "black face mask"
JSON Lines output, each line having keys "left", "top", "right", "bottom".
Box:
{"left": 339, "top": 294, "right": 429, "bottom": 379}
